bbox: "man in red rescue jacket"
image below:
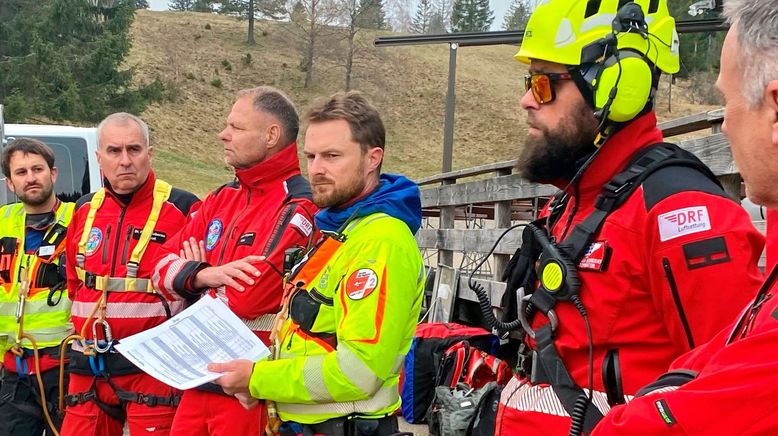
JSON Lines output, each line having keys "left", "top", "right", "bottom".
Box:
{"left": 62, "top": 113, "right": 200, "bottom": 435}
{"left": 495, "top": 1, "right": 765, "bottom": 434}
{"left": 593, "top": 2, "right": 778, "bottom": 433}
{"left": 152, "top": 86, "right": 318, "bottom": 436}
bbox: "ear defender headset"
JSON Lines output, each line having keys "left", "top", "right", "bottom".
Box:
{"left": 577, "top": 2, "right": 653, "bottom": 123}
{"left": 515, "top": 0, "right": 681, "bottom": 125}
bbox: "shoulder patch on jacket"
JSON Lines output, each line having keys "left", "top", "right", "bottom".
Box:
{"left": 346, "top": 268, "right": 379, "bottom": 300}
{"left": 168, "top": 188, "right": 200, "bottom": 216}
{"left": 75, "top": 192, "right": 96, "bottom": 210}
{"left": 285, "top": 174, "right": 313, "bottom": 201}
{"left": 642, "top": 165, "right": 729, "bottom": 211}
{"left": 657, "top": 206, "right": 712, "bottom": 241}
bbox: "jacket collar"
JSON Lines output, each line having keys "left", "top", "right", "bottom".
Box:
{"left": 104, "top": 170, "right": 156, "bottom": 207}
{"left": 570, "top": 111, "right": 664, "bottom": 203}
{"left": 234, "top": 143, "right": 301, "bottom": 191}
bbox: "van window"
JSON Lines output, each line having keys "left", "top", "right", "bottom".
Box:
{"left": 1, "top": 136, "right": 91, "bottom": 205}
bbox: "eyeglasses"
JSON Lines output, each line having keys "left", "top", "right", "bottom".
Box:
{"left": 524, "top": 72, "right": 574, "bottom": 105}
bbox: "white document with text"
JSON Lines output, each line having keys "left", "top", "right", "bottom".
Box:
{"left": 115, "top": 295, "right": 269, "bottom": 390}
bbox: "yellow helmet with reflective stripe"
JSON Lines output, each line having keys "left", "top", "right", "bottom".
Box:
{"left": 515, "top": 0, "right": 679, "bottom": 74}
{"left": 516, "top": 0, "right": 679, "bottom": 123}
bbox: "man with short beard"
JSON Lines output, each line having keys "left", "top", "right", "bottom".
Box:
{"left": 0, "top": 138, "right": 74, "bottom": 435}
{"left": 208, "top": 91, "right": 424, "bottom": 436}
{"left": 495, "top": 1, "right": 765, "bottom": 435}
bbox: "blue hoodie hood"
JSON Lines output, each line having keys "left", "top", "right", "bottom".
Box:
{"left": 315, "top": 174, "right": 422, "bottom": 234}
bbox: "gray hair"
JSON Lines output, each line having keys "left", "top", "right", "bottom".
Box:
{"left": 236, "top": 86, "right": 299, "bottom": 145}
{"left": 724, "top": 0, "right": 778, "bottom": 109}
{"left": 96, "top": 112, "right": 150, "bottom": 149}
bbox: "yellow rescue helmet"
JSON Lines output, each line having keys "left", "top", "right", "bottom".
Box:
{"left": 515, "top": 0, "right": 680, "bottom": 75}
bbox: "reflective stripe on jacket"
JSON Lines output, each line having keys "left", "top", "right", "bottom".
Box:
{"left": 0, "top": 201, "right": 74, "bottom": 353}
{"left": 65, "top": 171, "right": 200, "bottom": 342}
{"left": 249, "top": 212, "right": 424, "bottom": 424}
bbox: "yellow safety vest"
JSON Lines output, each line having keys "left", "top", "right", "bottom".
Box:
{"left": 0, "top": 201, "right": 75, "bottom": 354}
{"left": 75, "top": 180, "right": 172, "bottom": 293}
{"left": 249, "top": 213, "right": 425, "bottom": 424}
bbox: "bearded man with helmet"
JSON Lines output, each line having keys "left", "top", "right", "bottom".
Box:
{"left": 495, "top": 1, "right": 764, "bottom": 434}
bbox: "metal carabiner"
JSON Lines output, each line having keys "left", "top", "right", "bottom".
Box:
{"left": 92, "top": 319, "right": 113, "bottom": 353}
{"left": 518, "top": 287, "right": 559, "bottom": 339}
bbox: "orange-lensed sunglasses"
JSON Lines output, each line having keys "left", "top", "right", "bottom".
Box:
{"left": 524, "top": 72, "right": 574, "bottom": 104}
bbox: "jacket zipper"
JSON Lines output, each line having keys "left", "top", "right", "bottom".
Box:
{"left": 261, "top": 204, "right": 295, "bottom": 257}
{"left": 217, "top": 190, "right": 252, "bottom": 265}
{"left": 102, "top": 225, "right": 112, "bottom": 265}
{"left": 121, "top": 225, "right": 133, "bottom": 266}
{"left": 110, "top": 208, "right": 127, "bottom": 277}
{"left": 662, "top": 258, "right": 695, "bottom": 349}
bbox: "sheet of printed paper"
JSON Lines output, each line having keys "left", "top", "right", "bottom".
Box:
{"left": 115, "top": 295, "right": 269, "bottom": 390}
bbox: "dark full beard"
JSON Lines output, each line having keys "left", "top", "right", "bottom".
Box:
{"left": 16, "top": 184, "right": 54, "bottom": 207}
{"left": 517, "top": 104, "right": 599, "bottom": 184}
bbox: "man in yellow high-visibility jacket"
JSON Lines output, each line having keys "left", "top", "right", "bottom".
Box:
{"left": 210, "top": 91, "right": 424, "bottom": 436}
{"left": 0, "top": 137, "right": 74, "bottom": 435}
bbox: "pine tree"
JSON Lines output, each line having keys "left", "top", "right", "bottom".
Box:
{"left": 218, "top": 0, "right": 285, "bottom": 44}
{"left": 410, "top": 0, "right": 433, "bottom": 33}
{"left": 0, "top": 0, "right": 162, "bottom": 122}
{"left": 503, "top": 0, "right": 530, "bottom": 31}
{"left": 450, "top": 0, "right": 493, "bottom": 32}
{"left": 355, "top": 0, "right": 386, "bottom": 29}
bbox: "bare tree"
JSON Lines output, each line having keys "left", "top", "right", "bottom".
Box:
{"left": 333, "top": 0, "right": 384, "bottom": 90}
{"left": 286, "top": 0, "right": 338, "bottom": 87}
{"left": 384, "top": 0, "right": 412, "bottom": 32}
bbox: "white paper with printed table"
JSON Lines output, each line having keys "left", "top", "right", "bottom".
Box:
{"left": 114, "top": 295, "right": 269, "bottom": 390}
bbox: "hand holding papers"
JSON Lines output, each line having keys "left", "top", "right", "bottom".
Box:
{"left": 115, "top": 295, "right": 269, "bottom": 390}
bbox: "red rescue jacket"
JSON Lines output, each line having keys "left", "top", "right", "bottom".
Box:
{"left": 594, "top": 232, "right": 778, "bottom": 435}
{"left": 66, "top": 171, "right": 200, "bottom": 343}
{"left": 767, "top": 209, "right": 777, "bottom": 270}
{"left": 497, "top": 112, "right": 765, "bottom": 435}
{"left": 153, "top": 144, "right": 318, "bottom": 343}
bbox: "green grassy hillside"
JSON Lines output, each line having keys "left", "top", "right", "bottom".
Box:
{"left": 129, "top": 10, "right": 715, "bottom": 197}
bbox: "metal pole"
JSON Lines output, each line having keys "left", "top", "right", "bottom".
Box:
{"left": 442, "top": 42, "right": 458, "bottom": 173}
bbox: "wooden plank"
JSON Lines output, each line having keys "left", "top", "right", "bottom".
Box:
{"left": 659, "top": 111, "right": 714, "bottom": 137}
{"left": 416, "top": 228, "right": 522, "bottom": 254}
{"left": 421, "top": 174, "right": 557, "bottom": 208}
{"left": 416, "top": 160, "right": 516, "bottom": 186}
{"left": 457, "top": 276, "right": 505, "bottom": 306}
{"left": 493, "top": 169, "right": 513, "bottom": 281}
{"left": 678, "top": 133, "right": 738, "bottom": 177}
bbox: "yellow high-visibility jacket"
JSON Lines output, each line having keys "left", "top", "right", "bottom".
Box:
{"left": 0, "top": 201, "right": 74, "bottom": 354}
{"left": 250, "top": 212, "right": 424, "bottom": 424}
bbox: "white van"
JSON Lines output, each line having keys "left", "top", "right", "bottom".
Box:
{"left": 1, "top": 108, "right": 101, "bottom": 204}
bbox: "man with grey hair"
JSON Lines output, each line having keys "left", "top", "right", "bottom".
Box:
{"left": 62, "top": 112, "right": 200, "bottom": 435}
{"left": 152, "top": 86, "right": 317, "bottom": 436}
{"left": 592, "top": 1, "right": 778, "bottom": 433}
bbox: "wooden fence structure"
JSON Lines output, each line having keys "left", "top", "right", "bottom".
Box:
{"left": 414, "top": 109, "right": 767, "bottom": 322}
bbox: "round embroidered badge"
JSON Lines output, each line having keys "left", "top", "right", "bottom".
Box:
{"left": 85, "top": 227, "right": 102, "bottom": 256}
{"left": 346, "top": 268, "right": 379, "bottom": 300}
{"left": 206, "top": 219, "right": 223, "bottom": 251}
